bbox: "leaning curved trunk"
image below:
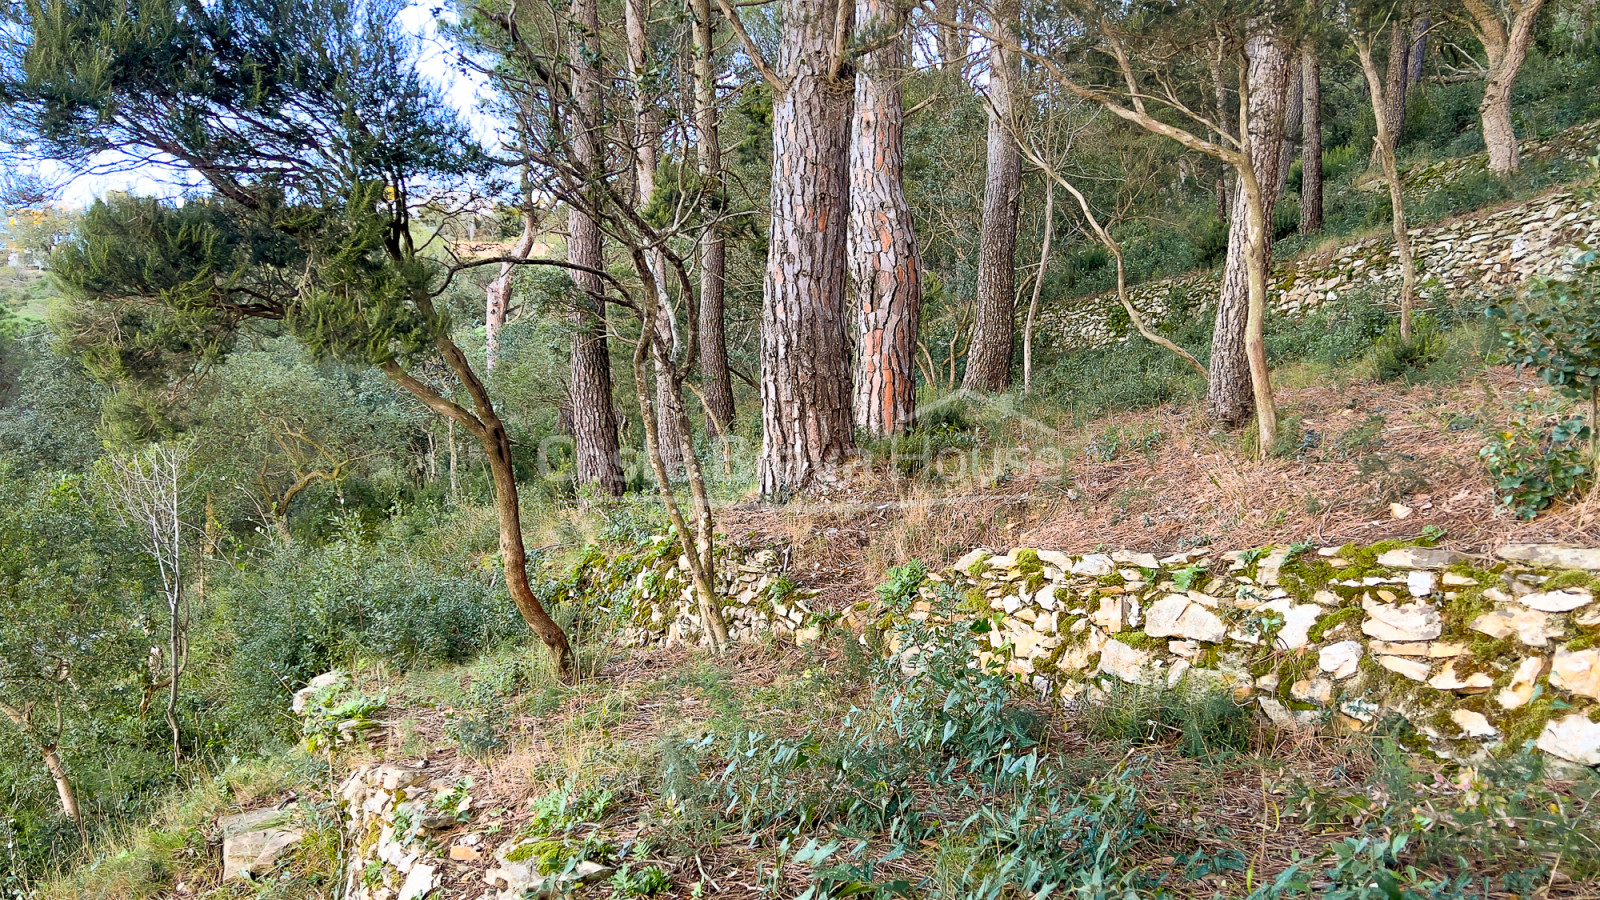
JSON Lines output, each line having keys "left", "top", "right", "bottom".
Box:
{"left": 848, "top": 0, "right": 920, "bottom": 437}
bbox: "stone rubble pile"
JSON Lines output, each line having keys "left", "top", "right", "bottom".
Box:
{"left": 892, "top": 541, "right": 1600, "bottom": 768}
{"left": 335, "top": 764, "right": 613, "bottom": 900}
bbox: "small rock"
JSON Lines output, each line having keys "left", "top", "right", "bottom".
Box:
{"left": 1497, "top": 657, "right": 1545, "bottom": 710}
{"left": 1428, "top": 662, "right": 1493, "bottom": 693}
{"left": 1470, "top": 607, "right": 1559, "bottom": 647}
{"left": 1097, "top": 639, "right": 1156, "bottom": 685}
{"left": 1406, "top": 571, "right": 1436, "bottom": 598}
{"left": 1497, "top": 544, "right": 1600, "bottom": 571}
{"left": 1377, "top": 655, "right": 1431, "bottom": 682}
{"left": 1536, "top": 715, "right": 1600, "bottom": 766}
{"left": 1451, "top": 709, "right": 1499, "bottom": 739}
{"left": 1550, "top": 647, "right": 1600, "bottom": 701}
{"left": 1111, "top": 550, "right": 1161, "bottom": 569}
{"left": 1090, "top": 597, "right": 1125, "bottom": 634}
{"left": 1517, "top": 589, "right": 1593, "bottom": 613}
{"left": 399, "top": 863, "right": 437, "bottom": 900}
{"left": 450, "top": 845, "right": 482, "bottom": 861}
{"left": 1390, "top": 503, "right": 1413, "bottom": 520}
{"left": 290, "top": 671, "right": 347, "bottom": 714}
{"left": 1071, "top": 554, "right": 1116, "bottom": 577}
{"left": 220, "top": 808, "right": 303, "bottom": 882}
{"left": 1143, "top": 594, "right": 1227, "bottom": 642}
{"left": 1319, "top": 641, "right": 1364, "bottom": 680}
{"left": 952, "top": 549, "right": 991, "bottom": 572}
{"left": 1376, "top": 547, "right": 1468, "bottom": 569}
{"left": 1361, "top": 598, "right": 1442, "bottom": 642}
{"left": 1036, "top": 550, "right": 1075, "bottom": 571}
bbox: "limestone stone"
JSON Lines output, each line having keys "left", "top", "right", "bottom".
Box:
{"left": 1360, "top": 599, "right": 1442, "bottom": 642}
{"left": 220, "top": 808, "right": 303, "bottom": 882}
{"left": 1497, "top": 544, "right": 1600, "bottom": 570}
{"left": 290, "top": 671, "right": 347, "bottom": 714}
{"left": 1072, "top": 554, "right": 1116, "bottom": 577}
{"left": 1111, "top": 550, "right": 1161, "bottom": 569}
{"left": 1098, "top": 639, "right": 1155, "bottom": 685}
{"left": 1579, "top": 607, "right": 1600, "bottom": 627}
{"left": 1319, "top": 641, "right": 1364, "bottom": 680}
{"left": 1470, "top": 607, "right": 1559, "bottom": 647}
{"left": 1036, "top": 550, "right": 1075, "bottom": 571}
{"left": 1090, "top": 597, "right": 1124, "bottom": 634}
{"left": 398, "top": 863, "right": 436, "bottom": 900}
{"left": 1451, "top": 709, "right": 1499, "bottom": 739}
{"left": 1259, "top": 696, "right": 1314, "bottom": 731}
{"left": 1442, "top": 573, "right": 1477, "bottom": 587}
{"left": 1376, "top": 547, "right": 1468, "bottom": 569}
{"left": 1258, "top": 599, "right": 1323, "bottom": 650}
{"left": 1516, "top": 589, "right": 1593, "bottom": 613}
{"left": 1550, "top": 647, "right": 1600, "bottom": 701}
{"left": 1497, "top": 657, "right": 1545, "bottom": 710}
{"left": 1406, "top": 571, "right": 1436, "bottom": 598}
{"left": 952, "top": 549, "right": 990, "bottom": 572}
{"left": 1536, "top": 715, "right": 1600, "bottom": 766}
{"left": 450, "top": 845, "right": 482, "bottom": 861}
{"left": 1290, "top": 677, "right": 1334, "bottom": 704}
{"left": 1378, "top": 655, "right": 1431, "bottom": 682}
{"left": 1143, "top": 594, "right": 1227, "bottom": 642}
{"left": 1429, "top": 662, "right": 1493, "bottom": 693}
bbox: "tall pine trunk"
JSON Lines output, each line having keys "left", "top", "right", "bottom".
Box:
{"left": 849, "top": 0, "right": 920, "bottom": 437}
{"left": 962, "top": 0, "right": 1021, "bottom": 393}
{"left": 1299, "top": 44, "right": 1323, "bottom": 234}
{"left": 757, "top": 0, "right": 856, "bottom": 497}
{"left": 692, "top": 0, "right": 735, "bottom": 438}
{"left": 1207, "top": 27, "right": 1290, "bottom": 431}
{"left": 569, "top": 0, "right": 625, "bottom": 498}
{"left": 1375, "top": 16, "right": 1410, "bottom": 162}
{"left": 628, "top": 0, "right": 688, "bottom": 479}
{"left": 1464, "top": 1, "right": 1547, "bottom": 173}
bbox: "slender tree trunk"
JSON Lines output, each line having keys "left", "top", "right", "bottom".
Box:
{"left": 0, "top": 703, "right": 81, "bottom": 832}
{"left": 849, "top": 0, "right": 920, "bottom": 436}
{"left": 630, "top": 264, "right": 730, "bottom": 650}
{"left": 448, "top": 418, "right": 460, "bottom": 501}
{"left": 569, "top": 0, "right": 626, "bottom": 498}
{"left": 1299, "top": 43, "right": 1323, "bottom": 234}
{"left": 1207, "top": 26, "right": 1290, "bottom": 437}
{"left": 757, "top": 0, "right": 856, "bottom": 498}
{"left": 487, "top": 209, "right": 537, "bottom": 373}
{"left": 1372, "top": 15, "right": 1410, "bottom": 164}
{"left": 1358, "top": 35, "right": 1417, "bottom": 343}
{"left": 1276, "top": 54, "right": 1304, "bottom": 199}
{"left": 628, "top": 0, "right": 689, "bottom": 479}
{"left": 1210, "top": 40, "right": 1235, "bottom": 221}
{"left": 935, "top": 0, "right": 962, "bottom": 71}
{"left": 1022, "top": 179, "right": 1053, "bottom": 394}
{"left": 692, "top": 0, "right": 735, "bottom": 439}
{"left": 962, "top": 0, "right": 1021, "bottom": 393}
{"left": 1408, "top": 14, "right": 1429, "bottom": 86}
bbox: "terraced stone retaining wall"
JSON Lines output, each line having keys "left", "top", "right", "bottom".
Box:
{"left": 892, "top": 541, "right": 1600, "bottom": 769}
{"left": 1037, "top": 183, "right": 1600, "bottom": 351}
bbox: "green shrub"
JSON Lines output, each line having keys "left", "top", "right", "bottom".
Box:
{"left": 1480, "top": 415, "right": 1593, "bottom": 519}
{"left": 1372, "top": 320, "right": 1443, "bottom": 384}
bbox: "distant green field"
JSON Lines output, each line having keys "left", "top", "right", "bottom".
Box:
{"left": 0, "top": 267, "right": 58, "bottom": 324}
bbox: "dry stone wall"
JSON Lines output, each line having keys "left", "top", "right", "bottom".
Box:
{"left": 883, "top": 541, "right": 1600, "bottom": 769}
{"left": 599, "top": 536, "right": 813, "bottom": 648}
{"left": 1038, "top": 183, "right": 1600, "bottom": 351}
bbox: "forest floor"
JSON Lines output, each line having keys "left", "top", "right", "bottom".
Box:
{"left": 256, "top": 364, "right": 1600, "bottom": 900}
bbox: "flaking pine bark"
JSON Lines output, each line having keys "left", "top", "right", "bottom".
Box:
{"left": 849, "top": 0, "right": 921, "bottom": 437}
{"left": 756, "top": 0, "right": 857, "bottom": 497}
